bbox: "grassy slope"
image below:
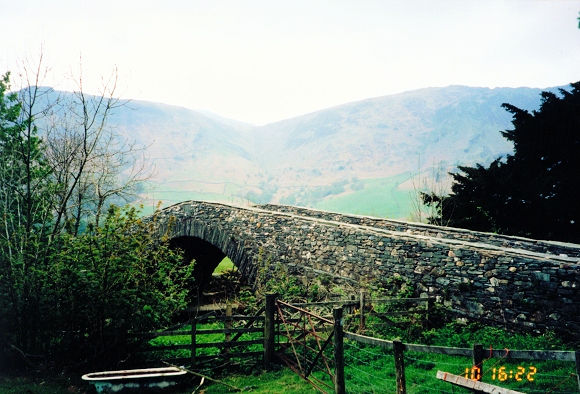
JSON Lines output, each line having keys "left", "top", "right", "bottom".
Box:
{"left": 198, "top": 369, "right": 314, "bottom": 393}
{"left": 138, "top": 172, "right": 420, "bottom": 221}
{"left": 312, "top": 173, "right": 416, "bottom": 220}
{"left": 4, "top": 318, "right": 575, "bottom": 393}
{"left": 214, "top": 257, "right": 235, "bottom": 274}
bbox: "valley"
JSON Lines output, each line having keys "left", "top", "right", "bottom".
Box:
{"left": 36, "top": 84, "right": 559, "bottom": 219}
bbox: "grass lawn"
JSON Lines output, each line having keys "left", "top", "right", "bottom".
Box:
{"left": 200, "top": 368, "right": 315, "bottom": 393}
{"left": 4, "top": 341, "right": 576, "bottom": 393}
{"left": 213, "top": 257, "right": 236, "bottom": 275}
{"left": 312, "top": 173, "right": 416, "bottom": 220}
{"left": 144, "top": 316, "right": 578, "bottom": 393}
{"left": 0, "top": 375, "right": 80, "bottom": 394}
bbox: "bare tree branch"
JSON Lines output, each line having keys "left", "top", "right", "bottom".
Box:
{"left": 44, "top": 62, "right": 150, "bottom": 235}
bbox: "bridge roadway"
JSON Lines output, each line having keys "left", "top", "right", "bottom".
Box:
{"left": 153, "top": 200, "right": 580, "bottom": 337}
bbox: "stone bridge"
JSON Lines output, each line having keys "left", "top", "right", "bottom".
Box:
{"left": 154, "top": 200, "right": 580, "bottom": 337}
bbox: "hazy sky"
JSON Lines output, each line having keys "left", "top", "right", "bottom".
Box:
{"left": 1, "top": 0, "right": 579, "bottom": 125}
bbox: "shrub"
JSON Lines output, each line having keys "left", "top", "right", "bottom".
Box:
{"left": 3, "top": 205, "right": 192, "bottom": 370}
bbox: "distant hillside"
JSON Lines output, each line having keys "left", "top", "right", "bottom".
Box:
{"left": 242, "top": 85, "right": 554, "bottom": 217}
{"left": 29, "top": 85, "right": 563, "bottom": 219}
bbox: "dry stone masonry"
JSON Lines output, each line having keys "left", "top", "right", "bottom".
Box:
{"left": 154, "top": 201, "right": 580, "bottom": 338}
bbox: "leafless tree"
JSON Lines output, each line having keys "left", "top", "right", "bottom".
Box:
{"left": 9, "top": 50, "right": 55, "bottom": 256}
{"left": 409, "top": 158, "right": 453, "bottom": 225}
{"left": 44, "top": 62, "right": 150, "bottom": 235}
{"left": 0, "top": 50, "right": 57, "bottom": 349}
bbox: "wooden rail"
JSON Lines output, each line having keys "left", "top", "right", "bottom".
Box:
{"left": 436, "top": 371, "right": 524, "bottom": 393}
{"left": 343, "top": 332, "right": 577, "bottom": 361}
{"left": 134, "top": 304, "right": 264, "bottom": 367}
{"left": 131, "top": 295, "right": 579, "bottom": 393}
{"left": 343, "top": 330, "right": 579, "bottom": 393}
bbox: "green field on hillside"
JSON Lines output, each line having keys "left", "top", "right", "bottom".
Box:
{"left": 312, "top": 173, "right": 417, "bottom": 220}
{"left": 138, "top": 172, "right": 425, "bottom": 221}
{"left": 138, "top": 188, "right": 252, "bottom": 216}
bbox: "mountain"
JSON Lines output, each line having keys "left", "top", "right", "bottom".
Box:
{"left": 29, "top": 85, "right": 563, "bottom": 219}
{"left": 240, "top": 85, "right": 553, "bottom": 216}
{"left": 253, "top": 86, "right": 546, "bottom": 175}
{"left": 109, "top": 100, "right": 260, "bottom": 188}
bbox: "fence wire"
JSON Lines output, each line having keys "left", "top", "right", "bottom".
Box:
{"left": 343, "top": 340, "right": 463, "bottom": 393}
{"left": 342, "top": 339, "right": 579, "bottom": 393}
{"left": 275, "top": 300, "right": 336, "bottom": 393}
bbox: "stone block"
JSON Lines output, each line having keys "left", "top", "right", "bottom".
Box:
{"left": 532, "top": 271, "right": 550, "bottom": 282}
{"left": 164, "top": 201, "right": 580, "bottom": 342}
{"left": 430, "top": 267, "right": 445, "bottom": 277}
{"left": 464, "top": 300, "right": 484, "bottom": 315}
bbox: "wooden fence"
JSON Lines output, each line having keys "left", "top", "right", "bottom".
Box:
{"left": 290, "top": 290, "right": 432, "bottom": 333}
{"left": 132, "top": 294, "right": 579, "bottom": 393}
{"left": 268, "top": 295, "right": 579, "bottom": 394}
{"left": 340, "top": 330, "right": 579, "bottom": 393}
{"left": 133, "top": 305, "right": 264, "bottom": 368}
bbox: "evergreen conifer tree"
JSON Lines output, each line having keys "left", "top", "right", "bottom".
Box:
{"left": 424, "top": 82, "right": 580, "bottom": 243}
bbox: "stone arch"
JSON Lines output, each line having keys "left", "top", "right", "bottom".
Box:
{"left": 167, "top": 219, "right": 258, "bottom": 291}
{"left": 169, "top": 236, "right": 225, "bottom": 291}
{"left": 151, "top": 200, "right": 580, "bottom": 339}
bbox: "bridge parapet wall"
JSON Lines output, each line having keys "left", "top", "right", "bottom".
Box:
{"left": 258, "top": 204, "right": 580, "bottom": 258}
{"left": 156, "top": 201, "right": 580, "bottom": 338}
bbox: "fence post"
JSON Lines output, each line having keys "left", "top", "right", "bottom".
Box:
{"left": 333, "top": 307, "right": 345, "bottom": 394}
{"left": 425, "top": 297, "right": 433, "bottom": 330}
{"left": 393, "top": 340, "right": 406, "bottom": 394}
{"left": 473, "top": 343, "right": 484, "bottom": 381}
{"left": 190, "top": 316, "right": 197, "bottom": 366}
{"left": 225, "top": 304, "right": 232, "bottom": 357}
{"left": 264, "top": 293, "right": 276, "bottom": 369}
{"left": 359, "top": 290, "right": 366, "bottom": 331}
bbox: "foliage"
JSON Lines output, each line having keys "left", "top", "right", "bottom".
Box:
{"left": 423, "top": 82, "right": 580, "bottom": 243}
{"left": 0, "top": 67, "right": 186, "bottom": 371}
{"left": 256, "top": 263, "right": 304, "bottom": 303}
{"left": 363, "top": 293, "right": 426, "bottom": 343}
{"left": 0, "top": 72, "right": 55, "bottom": 363}
{"left": 43, "top": 205, "right": 191, "bottom": 367}
{"left": 253, "top": 249, "right": 315, "bottom": 304}
{"left": 421, "top": 321, "right": 566, "bottom": 350}
{"left": 374, "top": 274, "right": 415, "bottom": 299}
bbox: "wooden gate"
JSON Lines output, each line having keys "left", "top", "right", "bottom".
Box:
{"left": 134, "top": 305, "right": 265, "bottom": 369}
{"left": 274, "top": 299, "right": 336, "bottom": 393}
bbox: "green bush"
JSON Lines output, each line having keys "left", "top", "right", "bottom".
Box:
{"left": 46, "top": 206, "right": 193, "bottom": 367}
{"left": 421, "top": 321, "right": 566, "bottom": 350}
{"left": 1, "top": 205, "right": 193, "bottom": 370}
